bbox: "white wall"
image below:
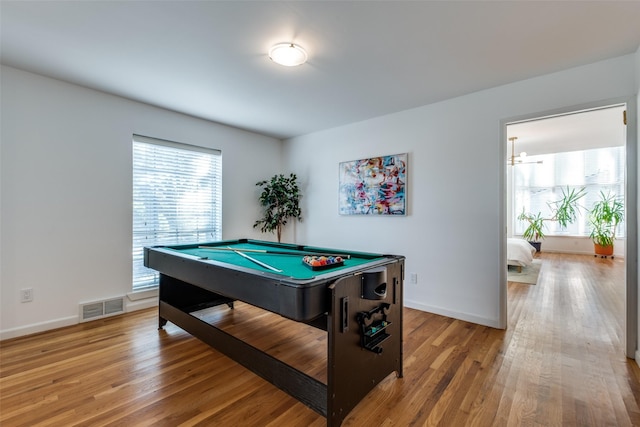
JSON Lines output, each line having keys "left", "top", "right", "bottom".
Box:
{"left": 0, "top": 66, "right": 283, "bottom": 339}
{"left": 284, "top": 54, "right": 638, "bottom": 329}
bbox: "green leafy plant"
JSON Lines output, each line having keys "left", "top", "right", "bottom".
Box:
{"left": 253, "top": 173, "right": 302, "bottom": 243}
{"left": 517, "top": 210, "right": 546, "bottom": 242}
{"left": 548, "top": 186, "right": 586, "bottom": 228}
{"left": 517, "top": 186, "right": 586, "bottom": 243}
{"left": 589, "top": 191, "right": 624, "bottom": 247}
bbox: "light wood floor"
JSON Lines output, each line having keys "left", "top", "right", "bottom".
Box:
{"left": 1, "top": 253, "right": 639, "bottom": 426}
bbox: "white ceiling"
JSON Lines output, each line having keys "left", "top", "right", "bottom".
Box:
{"left": 2, "top": 1, "right": 640, "bottom": 139}
{"left": 507, "top": 105, "right": 627, "bottom": 158}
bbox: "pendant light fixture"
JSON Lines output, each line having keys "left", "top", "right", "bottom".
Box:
{"left": 509, "top": 137, "right": 519, "bottom": 166}
{"left": 269, "top": 43, "right": 308, "bottom": 67}
{"left": 508, "top": 136, "right": 543, "bottom": 166}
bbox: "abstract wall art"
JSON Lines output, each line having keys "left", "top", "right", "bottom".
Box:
{"left": 339, "top": 153, "right": 407, "bottom": 215}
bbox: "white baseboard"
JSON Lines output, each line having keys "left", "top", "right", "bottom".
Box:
{"left": 404, "top": 299, "right": 503, "bottom": 329}
{"left": 636, "top": 350, "right": 640, "bottom": 368}
{"left": 0, "top": 315, "right": 78, "bottom": 341}
{"left": 541, "top": 249, "right": 625, "bottom": 259}
{"left": 0, "top": 296, "right": 159, "bottom": 341}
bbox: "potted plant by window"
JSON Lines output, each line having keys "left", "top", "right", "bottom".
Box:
{"left": 517, "top": 211, "right": 546, "bottom": 252}
{"left": 589, "top": 191, "right": 624, "bottom": 258}
{"left": 517, "top": 186, "right": 585, "bottom": 252}
{"left": 253, "top": 173, "right": 302, "bottom": 243}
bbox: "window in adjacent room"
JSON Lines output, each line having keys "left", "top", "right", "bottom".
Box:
{"left": 132, "top": 135, "right": 222, "bottom": 291}
{"left": 513, "top": 145, "right": 625, "bottom": 237}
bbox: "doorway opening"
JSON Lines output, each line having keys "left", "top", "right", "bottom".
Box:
{"left": 504, "top": 103, "right": 636, "bottom": 359}
{"left": 507, "top": 105, "right": 626, "bottom": 255}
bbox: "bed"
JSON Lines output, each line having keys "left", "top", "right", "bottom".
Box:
{"left": 507, "top": 238, "right": 536, "bottom": 272}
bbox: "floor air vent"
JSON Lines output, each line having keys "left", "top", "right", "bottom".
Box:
{"left": 80, "top": 297, "right": 125, "bottom": 322}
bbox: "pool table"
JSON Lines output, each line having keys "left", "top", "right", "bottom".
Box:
{"left": 144, "top": 238, "right": 405, "bottom": 427}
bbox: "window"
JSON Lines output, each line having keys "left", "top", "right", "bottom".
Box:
{"left": 513, "top": 146, "right": 625, "bottom": 237}
{"left": 132, "top": 135, "right": 222, "bottom": 291}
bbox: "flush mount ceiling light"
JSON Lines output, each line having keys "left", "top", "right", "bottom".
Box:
{"left": 269, "top": 43, "right": 308, "bottom": 67}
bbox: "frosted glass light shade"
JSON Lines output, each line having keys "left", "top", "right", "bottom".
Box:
{"left": 269, "top": 43, "right": 307, "bottom": 66}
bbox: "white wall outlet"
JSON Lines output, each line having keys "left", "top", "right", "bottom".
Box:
{"left": 409, "top": 273, "right": 418, "bottom": 284}
{"left": 20, "top": 288, "right": 34, "bottom": 303}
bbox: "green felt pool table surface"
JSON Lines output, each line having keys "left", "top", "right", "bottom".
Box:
{"left": 166, "top": 240, "right": 386, "bottom": 280}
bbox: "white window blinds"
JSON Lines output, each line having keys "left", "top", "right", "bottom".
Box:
{"left": 132, "top": 135, "right": 222, "bottom": 291}
{"left": 513, "top": 146, "right": 625, "bottom": 237}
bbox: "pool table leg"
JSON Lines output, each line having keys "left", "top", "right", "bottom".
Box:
{"left": 158, "top": 316, "right": 168, "bottom": 330}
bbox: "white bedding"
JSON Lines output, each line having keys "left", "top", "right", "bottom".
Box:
{"left": 507, "top": 238, "right": 536, "bottom": 267}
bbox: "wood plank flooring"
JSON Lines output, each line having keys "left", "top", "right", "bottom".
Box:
{"left": 1, "top": 253, "right": 639, "bottom": 426}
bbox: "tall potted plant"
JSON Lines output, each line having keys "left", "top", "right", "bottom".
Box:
{"left": 253, "top": 173, "right": 302, "bottom": 243}
{"left": 517, "top": 186, "right": 585, "bottom": 252}
{"left": 517, "top": 211, "right": 546, "bottom": 252}
{"left": 589, "top": 191, "right": 624, "bottom": 258}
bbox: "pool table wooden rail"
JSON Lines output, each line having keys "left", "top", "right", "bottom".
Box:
{"left": 144, "top": 239, "right": 402, "bottom": 322}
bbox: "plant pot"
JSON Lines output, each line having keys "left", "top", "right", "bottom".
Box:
{"left": 528, "top": 241, "right": 541, "bottom": 252}
{"left": 594, "top": 243, "right": 614, "bottom": 257}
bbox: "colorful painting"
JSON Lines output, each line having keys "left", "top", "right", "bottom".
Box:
{"left": 339, "top": 153, "right": 407, "bottom": 215}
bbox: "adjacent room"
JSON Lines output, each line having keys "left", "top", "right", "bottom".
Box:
{"left": 504, "top": 106, "right": 631, "bottom": 403}
{"left": 2, "top": 2, "right": 640, "bottom": 426}
{"left": 506, "top": 105, "right": 627, "bottom": 278}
